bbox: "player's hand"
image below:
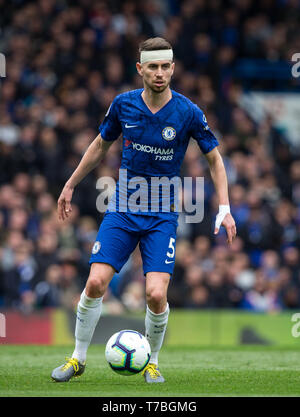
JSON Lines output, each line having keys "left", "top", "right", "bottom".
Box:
{"left": 57, "top": 184, "right": 74, "bottom": 221}
{"left": 214, "top": 213, "right": 237, "bottom": 245}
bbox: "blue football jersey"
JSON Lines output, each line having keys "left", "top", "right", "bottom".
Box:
{"left": 99, "top": 88, "right": 219, "bottom": 216}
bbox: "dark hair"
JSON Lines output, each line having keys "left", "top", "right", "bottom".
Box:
{"left": 138, "top": 37, "right": 172, "bottom": 53}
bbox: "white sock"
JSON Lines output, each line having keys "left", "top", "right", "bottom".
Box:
{"left": 72, "top": 289, "right": 103, "bottom": 363}
{"left": 145, "top": 303, "right": 169, "bottom": 366}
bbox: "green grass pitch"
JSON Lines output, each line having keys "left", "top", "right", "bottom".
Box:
{"left": 1, "top": 345, "right": 300, "bottom": 397}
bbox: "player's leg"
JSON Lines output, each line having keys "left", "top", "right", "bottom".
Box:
{"left": 145, "top": 273, "right": 170, "bottom": 362}
{"left": 51, "top": 212, "right": 139, "bottom": 382}
{"left": 51, "top": 262, "right": 115, "bottom": 382}
{"left": 139, "top": 216, "right": 177, "bottom": 383}
{"left": 71, "top": 262, "right": 115, "bottom": 363}
{"left": 142, "top": 272, "right": 170, "bottom": 383}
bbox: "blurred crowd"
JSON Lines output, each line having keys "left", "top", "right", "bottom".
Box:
{"left": 0, "top": 0, "right": 299, "bottom": 314}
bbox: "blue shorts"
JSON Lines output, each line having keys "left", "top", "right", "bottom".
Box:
{"left": 89, "top": 212, "right": 178, "bottom": 276}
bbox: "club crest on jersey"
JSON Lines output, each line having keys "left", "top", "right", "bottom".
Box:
{"left": 162, "top": 126, "right": 176, "bottom": 141}
{"left": 92, "top": 241, "right": 101, "bottom": 254}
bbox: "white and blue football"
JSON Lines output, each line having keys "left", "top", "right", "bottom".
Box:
{"left": 105, "top": 330, "right": 151, "bottom": 376}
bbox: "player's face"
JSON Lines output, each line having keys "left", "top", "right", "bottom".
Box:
{"left": 137, "top": 60, "right": 174, "bottom": 93}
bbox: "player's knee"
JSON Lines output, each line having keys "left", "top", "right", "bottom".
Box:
{"left": 85, "top": 276, "right": 107, "bottom": 298}
{"left": 85, "top": 263, "right": 115, "bottom": 297}
{"left": 146, "top": 287, "right": 166, "bottom": 308}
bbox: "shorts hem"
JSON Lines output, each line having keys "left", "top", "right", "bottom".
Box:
{"left": 89, "top": 259, "right": 120, "bottom": 273}
{"left": 143, "top": 268, "right": 173, "bottom": 277}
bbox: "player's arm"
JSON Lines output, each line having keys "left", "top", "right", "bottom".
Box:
{"left": 204, "top": 147, "right": 237, "bottom": 244}
{"left": 58, "top": 134, "right": 113, "bottom": 221}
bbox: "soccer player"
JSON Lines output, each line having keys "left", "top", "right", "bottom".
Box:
{"left": 51, "top": 37, "right": 236, "bottom": 383}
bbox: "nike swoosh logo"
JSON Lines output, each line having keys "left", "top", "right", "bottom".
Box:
{"left": 165, "top": 260, "right": 174, "bottom": 264}
{"left": 125, "top": 123, "right": 138, "bottom": 128}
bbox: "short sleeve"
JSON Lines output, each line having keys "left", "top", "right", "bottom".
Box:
{"left": 189, "top": 104, "right": 219, "bottom": 154}
{"left": 99, "top": 96, "right": 122, "bottom": 141}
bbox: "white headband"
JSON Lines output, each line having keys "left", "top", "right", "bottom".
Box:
{"left": 140, "top": 49, "right": 173, "bottom": 64}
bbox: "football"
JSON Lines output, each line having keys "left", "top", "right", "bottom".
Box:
{"left": 105, "top": 330, "right": 151, "bottom": 376}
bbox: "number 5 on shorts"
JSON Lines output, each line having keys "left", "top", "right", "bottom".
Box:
{"left": 166, "top": 237, "right": 175, "bottom": 259}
